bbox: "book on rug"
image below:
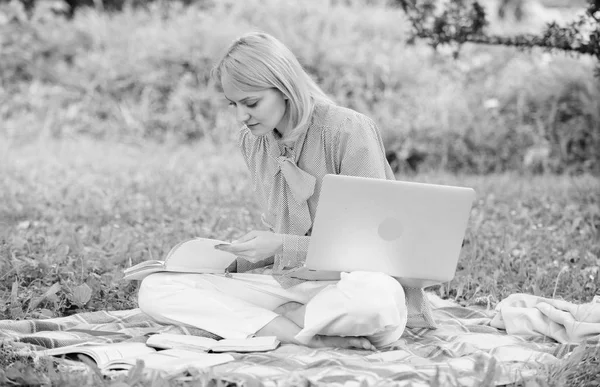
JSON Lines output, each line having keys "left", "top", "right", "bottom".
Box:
{"left": 146, "top": 333, "right": 281, "bottom": 353}
{"left": 123, "top": 237, "right": 237, "bottom": 280}
{"left": 102, "top": 349, "right": 234, "bottom": 374}
{"left": 37, "top": 342, "right": 156, "bottom": 367}
{"left": 36, "top": 342, "right": 234, "bottom": 374}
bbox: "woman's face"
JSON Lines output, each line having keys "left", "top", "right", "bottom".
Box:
{"left": 221, "top": 74, "right": 289, "bottom": 137}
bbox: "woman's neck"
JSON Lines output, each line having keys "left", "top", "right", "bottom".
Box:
{"left": 274, "top": 116, "right": 294, "bottom": 145}
{"left": 273, "top": 128, "right": 294, "bottom": 147}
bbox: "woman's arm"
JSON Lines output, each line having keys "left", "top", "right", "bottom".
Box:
{"left": 336, "top": 113, "right": 394, "bottom": 179}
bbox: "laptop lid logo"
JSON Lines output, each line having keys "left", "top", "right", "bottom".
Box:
{"left": 378, "top": 217, "right": 404, "bottom": 241}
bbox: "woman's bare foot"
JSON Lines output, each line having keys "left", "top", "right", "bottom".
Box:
{"left": 308, "top": 335, "right": 376, "bottom": 350}
{"left": 256, "top": 315, "right": 375, "bottom": 350}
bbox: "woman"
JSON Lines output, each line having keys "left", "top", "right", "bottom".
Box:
{"left": 138, "top": 32, "right": 434, "bottom": 350}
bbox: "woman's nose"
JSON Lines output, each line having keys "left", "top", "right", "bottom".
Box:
{"left": 236, "top": 106, "right": 250, "bottom": 123}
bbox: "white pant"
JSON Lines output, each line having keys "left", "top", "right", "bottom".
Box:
{"left": 138, "top": 272, "right": 407, "bottom": 346}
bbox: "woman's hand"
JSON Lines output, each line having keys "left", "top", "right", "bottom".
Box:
{"left": 215, "top": 230, "right": 284, "bottom": 263}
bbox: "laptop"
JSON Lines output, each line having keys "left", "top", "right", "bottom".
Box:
{"left": 296, "top": 174, "right": 476, "bottom": 288}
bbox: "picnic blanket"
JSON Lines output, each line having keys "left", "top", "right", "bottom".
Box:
{"left": 1, "top": 293, "right": 599, "bottom": 386}
{"left": 491, "top": 293, "right": 600, "bottom": 344}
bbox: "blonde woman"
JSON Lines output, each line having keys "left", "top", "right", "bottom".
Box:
{"left": 138, "top": 32, "right": 434, "bottom": 350}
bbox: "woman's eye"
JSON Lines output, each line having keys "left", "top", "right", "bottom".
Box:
{"left": 246, "top": 102, "right": 257, "bottom": 108}
{"left": 228, "top": 102, "right": 236, "bottom": 107}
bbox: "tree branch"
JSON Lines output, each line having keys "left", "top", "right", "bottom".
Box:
{"left": 395, "top": 0, "right": 600, "bottom": 66}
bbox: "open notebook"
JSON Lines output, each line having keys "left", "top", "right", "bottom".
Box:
{"left": 123, "top": 238, "right": 237, "bottom": 280}
{"left": 146, "top": 333, "right": 280, "bottom": 353}
{"left": 36, "top": 342, "right": 233, "bottom": 374}
{"left": 37, "top": 335, "right": 280, "bottom": 374}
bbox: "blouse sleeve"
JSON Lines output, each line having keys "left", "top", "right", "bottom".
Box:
{"left": 336, "top": 114, "right": 393, "bottom": 179}
{"left": 275, "top": 234, "right": 312, "bottom": 270}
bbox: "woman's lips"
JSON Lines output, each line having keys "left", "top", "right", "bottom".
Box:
{"left": 247, "top": 123, "right": 259, "bottom": 128}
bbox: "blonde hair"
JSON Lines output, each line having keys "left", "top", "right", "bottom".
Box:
{"left": 211, "top": 32, "right": 333, "bottom": 144}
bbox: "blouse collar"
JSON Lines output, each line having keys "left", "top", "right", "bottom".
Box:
{"left": 265, "top": 109, "right": 316, "bottom": 204}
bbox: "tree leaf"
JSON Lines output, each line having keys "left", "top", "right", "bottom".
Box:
{"left": 44, "top": 282, "right": 62, "bottom": 298}
{"left": 10, "top": 280, "right": 19, "bottom": 306}
{"left": 570, "top": 217, "right": 583, "bottom": 234}
{"left": 55, "top": 244, "right": 70, "bottom": 260}
{"left": 29, "top": 282, "right": 62, "bottom": 310}
{"left": 71, "top": 283, "right": 92, "bottom": 307}
{"left": 10, "top": 306, "right": 24, "bottom": 320}
{"left": 85, "top": 274, "right": 102, "bottom": 294}
{"left": 38, "top": 309, "right": 54, "bottom": 318}
{"left": 17, "top": 221, "right": 31, "bottom": 230}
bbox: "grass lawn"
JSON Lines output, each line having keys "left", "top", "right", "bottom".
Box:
{"left": 0, "top": 137, "right": 599, "bottom": 385}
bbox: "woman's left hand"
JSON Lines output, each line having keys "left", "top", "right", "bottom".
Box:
{"left": 215, "top": 230, "right": 284, "bottom": 263}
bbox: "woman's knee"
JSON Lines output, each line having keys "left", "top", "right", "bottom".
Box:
{"left": 343, "top": 273, "right": 408, "bottom": 335}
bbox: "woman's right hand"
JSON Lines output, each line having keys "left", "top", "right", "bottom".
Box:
{"left": 215, "top": 230, "right": 283, "bottom": 263}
